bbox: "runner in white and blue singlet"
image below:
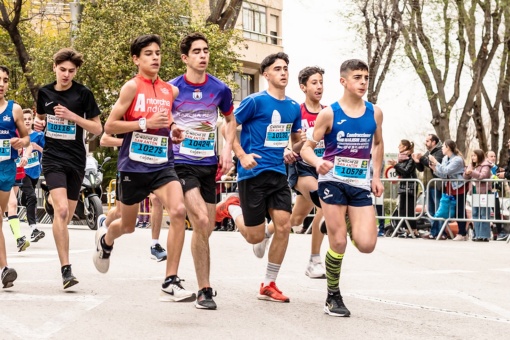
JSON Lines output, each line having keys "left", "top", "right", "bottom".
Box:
{"left": 0, "top": 65, "right": 30, "bottom": 289}
{"left": 301, "top": 59, "right": 384, "bottom": 318}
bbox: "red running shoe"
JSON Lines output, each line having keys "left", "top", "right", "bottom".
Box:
{"left": 257, "top": 282, "right": 290, "bottom": 302}
{"left": 215, "top": 195, "right": 240, "bottom": 223}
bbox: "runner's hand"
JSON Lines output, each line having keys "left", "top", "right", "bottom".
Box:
{"left": 34, "top": 117, "right": 46, "bottom": 132}
{"left": 315, "top": 159, "right": 333, "bottom": 175}
{"left": 283, "top": 148, "right": 297, "bottom": 164}
{"left": 239, "top": 153, "right": 261, "bottom": 170}
{"left": 147, "top": 110, "right": 169, "bottom": 129}
{"left": 10, "top": 137, "right": 24, "bottom": 150}
{"left": 170, "top": 126, "right": 185, "bottom": 144}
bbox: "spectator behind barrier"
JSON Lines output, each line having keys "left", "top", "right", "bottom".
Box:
{"left": 427, "top": 139, "right": 467, "bottom": 240}
{"left": 464, "top": 149, "right": 492, "bottom": 241}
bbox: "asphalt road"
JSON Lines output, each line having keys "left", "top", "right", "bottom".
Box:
{"left": 1, "top": 222, "right": 510, "bottom": 339}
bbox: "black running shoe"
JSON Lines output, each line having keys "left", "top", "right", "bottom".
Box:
{"left": 16, "top": 236, "right": 30, "bottom": 252}
{"left": 324, "top": 292, "right": 351, "bottom": 317}
{"left": 62, "top": 265, "right": 79, "bottom": 289}
{"left": 1, "top": 267, "right": 17, "bottom": 288}
{"left": 195, "top": 287, "right": 217, "bottom": 310}
{"left": 31, "top": 229, "right": 46, "bottom": 243}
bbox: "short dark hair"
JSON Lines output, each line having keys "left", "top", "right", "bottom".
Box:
{"left": 428, "top": 134, "right": 440, "bottom": 145}
{"left": 179, "top": 32, "right": 208, "bottom": 56}
{"left": 260, "top": 52, "right": 289, "bottom": 74}
{"left": 53, "top": 48, "right": 84, "bottom": 67}
{"left": 0, "top": 65, "right": 9, "bottom": 76}
{"left": 130, "top": 34, "right": 161, "bottom": 57}
{"left": 298, "top": 66, "right": 324, "bottom": 86}
{"left": 340, "top": 59, "right": 368, "bottom": 77}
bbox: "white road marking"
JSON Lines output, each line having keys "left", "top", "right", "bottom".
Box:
{"left": 0, "top": 293, "right": 109, "bottom": 339}
{"left": 348, "top": 292, "right": 510, "bottom": 324}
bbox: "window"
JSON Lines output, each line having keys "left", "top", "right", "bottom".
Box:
{"left": 242, "top": 2, "right": 267, "bottom": 43}
{"left": 233, "top": 73, "right": 254, "bottom": 101}
{"left": 269, "top": 14, "right": 278, "bottom": 45}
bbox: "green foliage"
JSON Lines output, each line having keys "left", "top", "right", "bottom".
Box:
{"left": 71, "top": 0, "right": 243, "bottom": 121}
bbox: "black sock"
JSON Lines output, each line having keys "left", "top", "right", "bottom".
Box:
{"left": 100, "top": 235, "right": 113, "bottom": 251}
{"left": 61, "top": 264, "right": 71, "bottom": 274}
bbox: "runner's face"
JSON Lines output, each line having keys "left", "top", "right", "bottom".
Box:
{"left": 302, "top": 73, "right": 323, "bottom": 103}
{"left": 53, "top": 61, "right": 77, "bottom": 90}
{"left": 341, "top": 69, "right": 368, "bottom": 98}
{"left": 23, "top": 113, "right": 33, "bottom": 130}
{"left": 182, "top": 39, "right": 209, "bottom": 73}
{"left": 134, "top": 42, "right": 161, "bottom": 75}
{"left": 0, "top": 70, "right": 9, "bottom": 99}
{"left": 264, "top": 59, "right": 288, "bottom": 89}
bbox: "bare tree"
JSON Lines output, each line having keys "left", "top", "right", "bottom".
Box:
{"left": 359, "top": 0, "right": 404, "bottom": 104}
{"left": 207, "top": 0, "right": 243, "bottom": 30}
{"left": 455, "top": 0, "right": 505, "bottom": 153}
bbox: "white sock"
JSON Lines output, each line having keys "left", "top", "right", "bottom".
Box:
{"left": 310, "top": 254, "right": 321, "bottom": 263}
{"left": 263, "top": 262, "right": 281, "bottom": 286}
{"left": 29, "top": 224, "right": 36, "bottom": 231}
{"left": 228, "top": 205, "right": 243, "bottom": 221}
{"left": 151, "top": 239, "right": 159, "bottom": 247}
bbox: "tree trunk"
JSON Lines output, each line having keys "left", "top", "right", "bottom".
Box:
{"left": 207, "top": 0, "right": 243, "bottom": 31}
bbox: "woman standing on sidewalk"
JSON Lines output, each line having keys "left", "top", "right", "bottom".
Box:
{"left": 388, "top": 140, "right": 418, "bottom": 238}
{"left": 428, "top": 139, "right": 467, "bottom": 240}
{"left": 464, "top": 149, "right": 492, "bottom": 241}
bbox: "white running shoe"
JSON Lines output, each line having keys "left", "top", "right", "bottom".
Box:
{"left": 92, "top": 227, "right": 111, "bottom": 273}
{"left": 253, "top": 235, "right": 271, "bottom": 258}
{"left": 305, "top": 260, "right": 326, "bottom": 279}
{"left": 97, "top": 213, "right": 107, "bottom": 229}
{"left": 159, "top": 276, "right": 196, "bottom": 302}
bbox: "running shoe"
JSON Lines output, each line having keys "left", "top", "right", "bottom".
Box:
{"left": 31, "top": 229, "right": 45, "bottom": 243}
{"left": 16, "top": 236, "right": 30, "bottom": 252}
{"left": 97, "top": 214, "right": 106, "bottom": 229}
{"left": 1, "top": 267, "right": 17, "bottom": 288}
{"left": 62, "top": 265, "right": 79, "bottom": 289}
{"left": 257, "top": 282, "right": 290, "bottom": 302}
{"left": 150, "top": 243, "right": 167, "bottom": 262}
{"left": 215, "top": 195, "right": 240, "bottom": 223}
{"left": 324, "top": 291, "right": 351, "bottom": 317}
{"left": 305, "top": 260, "right": 326, "bottom": 279}
{"left": 195, "top": 287, "right": 217, "bottom": 310}
{"left": 253, "top": 234, "right": 271, "bottom": 258}
{"left": 93, "top": 227, "right": 111, "bottom": 273}
{"left": 159, "top": 276, "right": 196, "bottom": 302}
{"left": 497, "top": 233, "right": 509, "bottom": 241}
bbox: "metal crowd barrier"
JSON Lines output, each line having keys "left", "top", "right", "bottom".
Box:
{"left": 375, "top": 177, "right": 510, "bottom": 242}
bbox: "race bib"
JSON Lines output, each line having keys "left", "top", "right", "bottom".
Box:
{"left": 129, "top": 132, "right": 168, "bottom": 164}
{"left": 333, "top": 156, "right": 369, "bottom": 186}
{"left": 314, "top": 139, "right": 325, "bottom": 157}
{"left": 180, "top": 129, "right": 215, "bottom": 157}
{"left": 46, "top": 115, "right": 76, "bottom": 140}
{"left": 25, "top": 151, "right": 40, "bottom": 169}
{"left": 0, "top": 139, "right": 11, "bottom": 161}
{"left": 264, "top": 123, "right": 292, "bottom": 148}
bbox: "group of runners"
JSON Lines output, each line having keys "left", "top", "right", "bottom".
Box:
{"left": 0, "top": 32, "right": 384, "bottom": 317}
